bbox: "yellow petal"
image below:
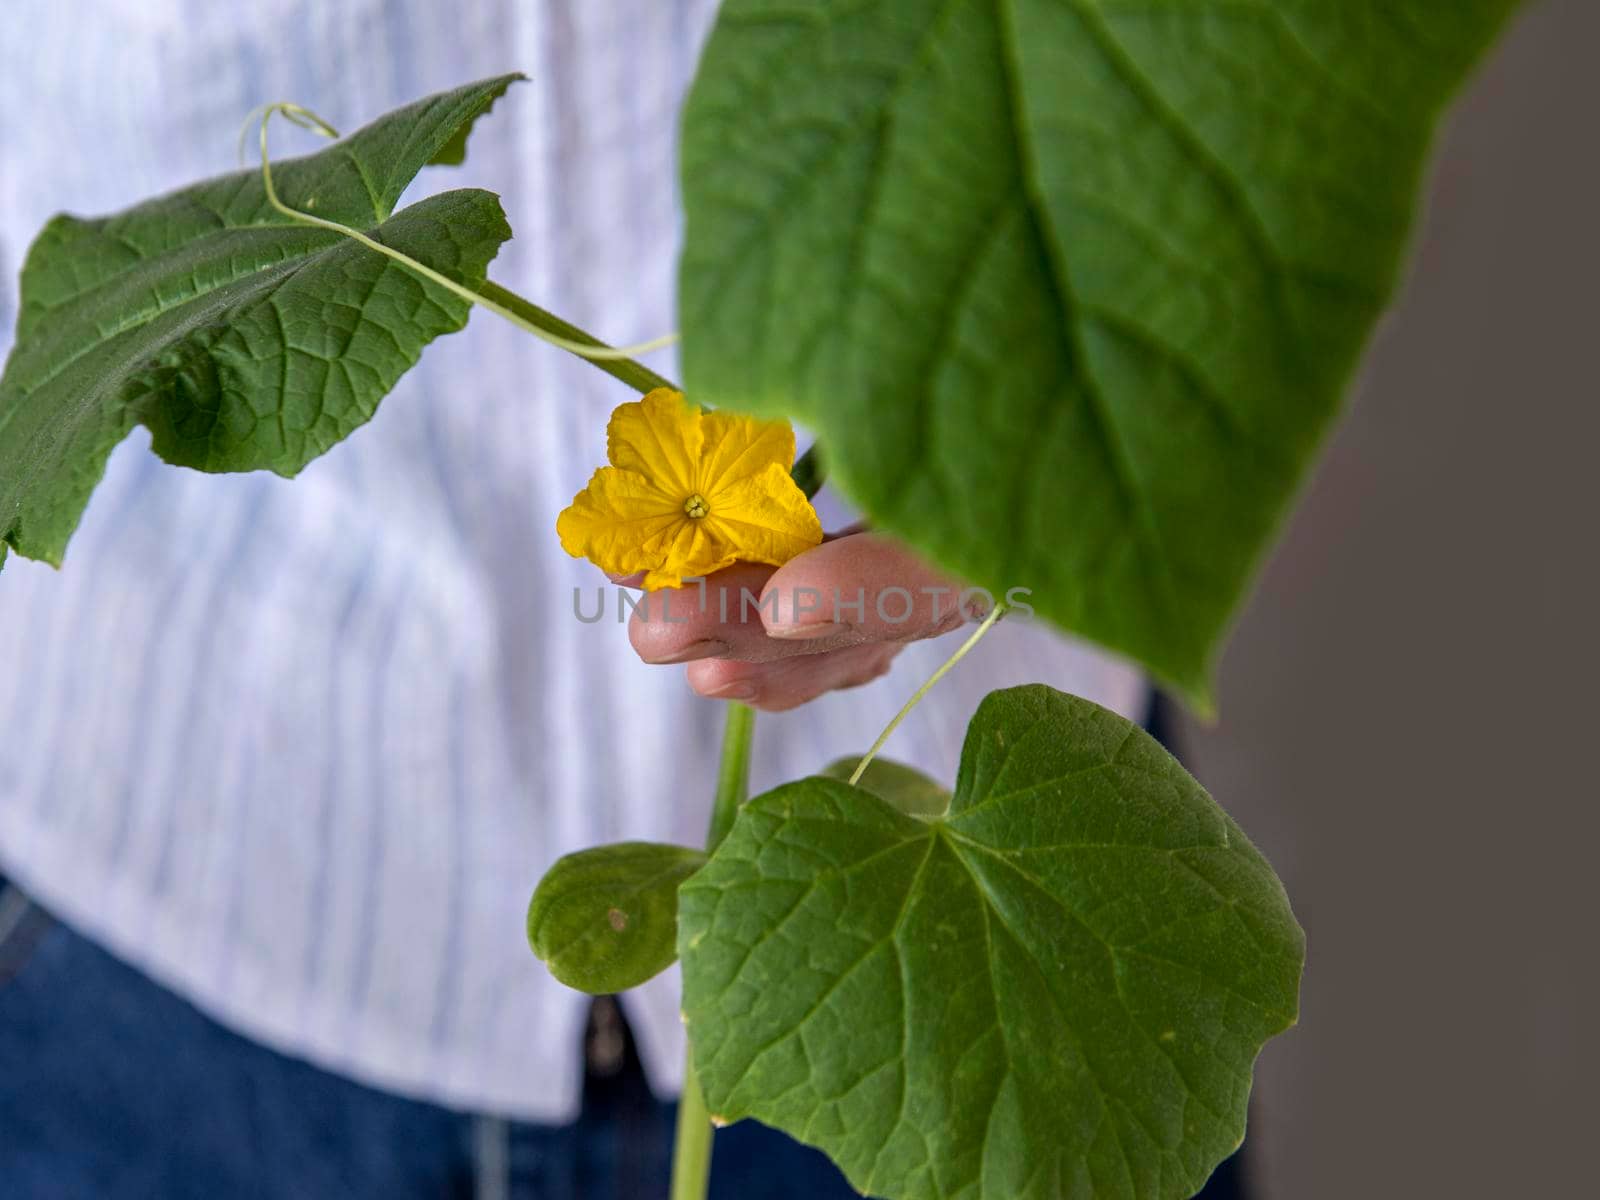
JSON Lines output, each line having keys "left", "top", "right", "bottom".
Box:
{"left": 606, "top": 388, "right": 702, "bottom": 497}
{"left": 698, "top": 406, "right": 796, "bottom": 494}
{"left": 639, "top": 518, "right": 738, "bottom": 590}
{"left": 556, "top": 466, "right": 686, "bottom": 578}
{"left": 640, "top": 552, "right": 743, "bottom": 590}
{"left": 705, "top": 462, "right": 824, "bottom": 567}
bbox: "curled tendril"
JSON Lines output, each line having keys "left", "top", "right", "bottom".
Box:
{"left": 242, "top": 101, "right": 679, "bottom": 363}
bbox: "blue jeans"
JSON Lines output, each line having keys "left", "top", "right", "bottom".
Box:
{"left": 0, "top": 879, "right": 865, "bottom": 1199}
{"left": 0, "top": 702, "right": 1249, "bottom": 1199}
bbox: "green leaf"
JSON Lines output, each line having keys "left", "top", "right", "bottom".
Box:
{"left": 821, "top": 754, "right": 950, "bottom": 819}
{"left": 679, "top": 685, "right": 1303, "bottom": 1200}
{"left": 679, "top": 1, "right": 1521, "bottom": 703}
{"left": 0, "top": 74, "right": 523, "bottom": 568}
{"left": 529, "top": 841, "right": 708, "bottom": 995}
{"left": 427, "top": 77, "right": 517, "bottom": 167}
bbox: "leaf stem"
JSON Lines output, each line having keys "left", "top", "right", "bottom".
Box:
{"left": 477, "top": 290, "right": 821, "bottom": 493}
{"left": 475, "top": 281, "right": 676, "bottom": 395}
{"left": 671, "top": 700, "right": 756, "bottom": 1200}
{"left": 848, "top": 602, "right": 1008, "bottom": 786}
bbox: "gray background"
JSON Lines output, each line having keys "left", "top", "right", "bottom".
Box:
{"left": 1173, "top": 1, "right": 1597, "bottom": 1194}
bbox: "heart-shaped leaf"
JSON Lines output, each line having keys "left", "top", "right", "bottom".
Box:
{"left": 0, "top": 74, "right": 523, "bottom": 570}
{"left": 822, "top": 755, "right": 950, "bottom": 819}
{"left": 679, "top": 1, "right": 1521, "bottom": 702}
{"left": 529, "top": 841, "right": 708, "bottom": 995}
{"left": 680, "top": 685, "right": 1303, "bottom": 1199}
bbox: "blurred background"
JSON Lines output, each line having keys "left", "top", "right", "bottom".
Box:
{"left": 1173, "top": 1, "right": 1597, "bottom": 1194}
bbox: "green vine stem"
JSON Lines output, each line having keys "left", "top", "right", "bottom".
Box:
{"left": 486, "top": 278, "right": 822, "bottom": 497}
{"left": 849, "top": 601, "right": 1008, "bottom": 785}
{"left": 672, "top": 700, "right": 756, "bottom": 1200}
{"left": 705, "top": 702, "right": 756, "bottom": 850}
{"left": 488, "top": 284, "right": 826, "bottom": 493}
{"left": 475, "top": 281, "right": 677, "bottom": 395}
{"left": 671, "top": 1061, "right": 716, "bottom": 1200}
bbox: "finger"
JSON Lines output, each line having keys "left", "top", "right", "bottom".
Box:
{"left": 627, "top": 563, "right": 867, "bottom": 666}
{"left": 759, "top": 532, "right": 972, "bottom": 642}
{"left": 685, "top": 641, "right": 900, "bottom": 712}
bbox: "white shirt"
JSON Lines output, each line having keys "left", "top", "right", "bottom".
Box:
{"left": 0, "top": 0, "right": 1145, "bottom": 1120}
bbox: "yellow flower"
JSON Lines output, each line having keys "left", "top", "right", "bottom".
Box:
{"left": 557, "top": 388, "right": 823, "bottom": 590}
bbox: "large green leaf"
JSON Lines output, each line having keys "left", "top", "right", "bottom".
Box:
{"left": 0, "top": 74, "right": 524, "bottom": 570}
{"left": 679, "top": 1, "right": 1521, "bottom": 701}
{"left": 528, "top": 841, "right": 707, "bottom": 995}
{"left": 679, "top": 685, "right": 1303, "bottom": 1199}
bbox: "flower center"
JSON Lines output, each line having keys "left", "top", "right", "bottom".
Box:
{"left": 682, "top": 493, "right": 710, "bottom": 519}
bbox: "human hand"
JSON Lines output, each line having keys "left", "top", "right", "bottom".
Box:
{"left": 626, "top": 531, "right": 979, "bottom": 712}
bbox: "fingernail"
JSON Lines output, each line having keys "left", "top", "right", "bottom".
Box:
{"left": 767, "top": 621, "right": 849, "bottom": 641}
{"left": 705, "top": 681, "right": 757, "bottom": 701}
{"left": 644, "top": 638, "right": 729, "bottom": 665}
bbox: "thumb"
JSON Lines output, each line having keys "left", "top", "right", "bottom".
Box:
{"left": 759, "top": 532, "right": 974, "bottom": 643}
